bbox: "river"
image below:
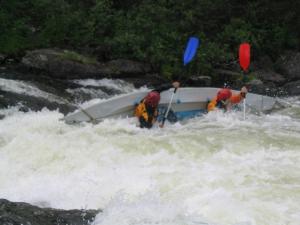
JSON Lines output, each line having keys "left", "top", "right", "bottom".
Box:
{"left": 0, "top": 78, "right": 299, "bottom": 225}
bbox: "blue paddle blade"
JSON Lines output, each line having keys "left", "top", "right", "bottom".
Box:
{"left": 183, "top": 37, "right": 200, "bottom": 66}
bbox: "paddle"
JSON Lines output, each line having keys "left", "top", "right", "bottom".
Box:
{"left": 160, "top": 37, "right": 200, "bottom": 127}
{"left": 239, "top": 42, "right": 251, "bottom": 120}
{"left": 183, "top": 37, "right": 200, "bottom": 66}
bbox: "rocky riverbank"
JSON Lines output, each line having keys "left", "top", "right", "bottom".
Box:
{"left": 0, "top": 48, "right": 300, "bottom": 115}
{"left": 2, "top": 48, "right": 300, "bottom": 91}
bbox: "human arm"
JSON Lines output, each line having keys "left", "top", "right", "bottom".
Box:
{"left": 152, "top": 81, "right": 180, "bottom": 93}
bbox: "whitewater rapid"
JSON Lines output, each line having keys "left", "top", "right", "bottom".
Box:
{"left": 0, "top": 79, "right": 299, "bottom": 225}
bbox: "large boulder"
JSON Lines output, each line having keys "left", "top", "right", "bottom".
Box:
{"left": 21, "top": 49, "right": 153, "bottom": 79}
{"left": 0, "top": 199, "right": 100, "bottom": 225}
{"left": 255, "top": 69, "right": 286, "bottom": 84}
{"left": 0, "top": 89, "right": 76, "bottom": 115}
{"left": 252, "top": 55, "right": 275, "bottom": 70}
{"left": 282, "top": 80, "right": 300, "bottom": 95}
{"left": 213, "top": 69, "right": 242, "bottom": 87}
{"left": 106, "top": 59, "right": 152, "bottom": 76}
{"left": 276, "top": 51, "right": 300, "bottom": 81}
{"left": 123, "top": 73, "right": 167, "bottom": 88}
{"left": 186, "top": 75, "right": 212, "bottom": 87}
{"left": 21, "top": 49, "right": 112, "bottom": 79}
{"left": 246, "top": 79, "right": 282, "bottom": 96}
{"left": 0, "top": 53, "right": 6, "bottom": 64}
{"left": 214, "top": 69, "right": 241, "bottom": 77}
{"left": 246, "top": 79, "right": 265, "bottom": 94}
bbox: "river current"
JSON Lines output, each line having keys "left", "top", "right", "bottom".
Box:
{"left": 0, "top": 78, "right": 299, "bottom": 225}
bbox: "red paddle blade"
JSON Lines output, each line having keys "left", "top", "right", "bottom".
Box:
{"left": 239, "top": 43, "right": 251, "bottom": 71}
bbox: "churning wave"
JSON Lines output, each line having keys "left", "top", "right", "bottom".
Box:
{"left": 0, "top": 79, "right": 299, "bottom": 225}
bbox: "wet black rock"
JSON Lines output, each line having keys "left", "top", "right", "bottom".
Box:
{"left": 20, "top": 49, "right": 153, "bottom": 80}
{"left": 0, "top": 68, "right": 137, "bottom": 113}
{"left": 246, "top": 79, "right": 264, "bottom": 94}
{"left": 186, "top": 76, "right": 212, "bottom": 87}
{"left": 283, "top": 80, "right": 300, "bottom": 95}
{"left": 124, "top": 73, "right": 167, "bottom": 88}
{"left": 213, "top": 69, "right": 242, "bottom": 87}
{"left": 255, "top": 69, "right": 286, "bottom": 84}
{"left": 1, "top": 67, "right": 79, "bottom": 97}
{"left": 106, "top": 59, "right": 152, "bottom": 76}
{"left": 0, "top": 53, "right": 6, "bottom": 64}
{"left": 0, "top": 199, "right": 100, "bottom": 225}
{"left": 247, "top": 80, "right": 284, "bottom": 97}
{"left": 252, "top": 55, "right": 275, "bottom": 70}
{"left": 21, "top": 49, "right": 112, "bottom": 79}
{"left": 0, "top": 89, "right": 76, "bottom": 115}
{"left": 276, "top": 51, "right": 300, "bottom": 81}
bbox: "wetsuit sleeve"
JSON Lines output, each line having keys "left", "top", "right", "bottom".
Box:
{"left": 152, "top": 84, "right": 173, "bottom": 93}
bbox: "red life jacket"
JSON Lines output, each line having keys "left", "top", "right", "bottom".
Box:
{"left": 217, "top": 88, "right": 232, "bottom": 101}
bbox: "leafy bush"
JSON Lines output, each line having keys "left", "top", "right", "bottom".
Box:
{"left": 60, "top": 50, "right": 97, "bottom": 64}
{"left": 0, "top": 0, "right": 298, "bottom": 79}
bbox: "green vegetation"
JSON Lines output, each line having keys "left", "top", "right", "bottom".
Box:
{"left": 0, "top": 0, "right": 299, "bottom": 77}
{"left": 60, "top": 50, "right": 97, "bottom": 65}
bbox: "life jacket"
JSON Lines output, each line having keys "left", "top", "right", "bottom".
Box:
{"left": 208, "top": 93, "right": 245, "bottom": 112}
{"left": 207, "top": 96, "right": 218, "bottom": 112}
{"left": 207, "top": 98, "right": 230, "bottom": 111}
{"left": 217, "top": 88, "right": 232, "bottom": 101}
{"left": 135, "top": 99, "right": 158, "bottom": 125}
{"left": 230, "top": 93, "right": 243, "bottom": 104}
{"left": 208, "top": 89, "right": 233, "bottom": 112}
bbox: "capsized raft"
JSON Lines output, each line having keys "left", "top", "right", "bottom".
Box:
{"left": 63, "top": 87, "right": 276, "bottom": 124}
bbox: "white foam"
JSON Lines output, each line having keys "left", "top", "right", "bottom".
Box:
{"left": 68, "top": 78, "right": 149, "bottom": 107}
{"left": 93, "top": 192, "right": 211, "bottom": 225}
{"left": 0, "top": 98, "right": 299, "bottom": 225}
{"left": 71, "top": 78, "right": 139, "bottom": 93}
{"left": 0, "top": 78, "right": 66, "bottom": 103}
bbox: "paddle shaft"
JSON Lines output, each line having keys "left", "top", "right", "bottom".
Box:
{"left": 161, "top": 88, "right": 178, "bottom": 127}
{"left": 243, "top": 98, "right": 246, "bottom": 120}
{"left": 242, "top": 70, "right": 247, "bottom": 120}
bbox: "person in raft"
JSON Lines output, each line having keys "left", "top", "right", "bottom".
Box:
{"left": 207, "top": 86, "right": 248, "bottom": 112}
{"left": 135, "top": 81, "right": 180, "bottom": 128}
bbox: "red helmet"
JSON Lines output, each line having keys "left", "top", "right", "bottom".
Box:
{"left": 217, "top": 88, "right": 232, "bottom": 101}
{"left": 145, "top": 91, "right": 160, "bottom": 107}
